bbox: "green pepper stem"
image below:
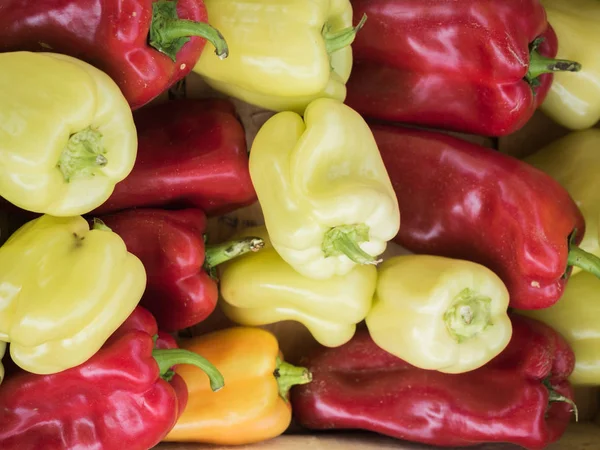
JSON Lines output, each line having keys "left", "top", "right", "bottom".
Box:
{"left": 149, "top": 0, "right": 229, "bottom": 61}
{"left": 274, "top": 357, "right": 312, "bottom": 401}
{"left": 323, "top": 13, "right": 367, "bottom": 55}
{"left": 544, "top": 380, "right": 578, "bottom": 422}
{"left": 568, "top": 245, "right": 600, "bottom": 279}
{"left": 57, "top": 127, "right": 107, "bottom": 183}
{"left": 444, "top": 288, "right": 493, "bottom": 343}
{"left": 322, "top": 224, "right": 382, "bottom": 265}
{"left": 152, "top": 348, "right": 224, "bottom": 392}
{"left": 526, "top": 49, "right": 581, "bottom": 85}
{"left": 204, "top": 237, "right": 265, "bottom": 269}
{"left": 91, "top": 218, "right": 112, "bottom": 232}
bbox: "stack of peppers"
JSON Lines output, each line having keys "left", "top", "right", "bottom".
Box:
{"left": 0, "top": 0, "right": 598, "bottom": 449}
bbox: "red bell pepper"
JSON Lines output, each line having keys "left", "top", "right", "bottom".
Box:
{"left": 97, "top": 208, "right": 264, "bottom": 332}
{"left": 94, "top": 98, "right": 256, "bottom": 216}
{"left": 372, "top": 125, "right": 600, "bottom": 310}
{"left": 0, "top": 306, "right": 224, "bottom": 450}
{"left": 345, "top": 0, "right": 581, "bottom": 136}
{"left": 291, "top": 315, "right": 576, "bottom": 450}
{"left": 0, "top": 0, "right": 228, "bottom": 109}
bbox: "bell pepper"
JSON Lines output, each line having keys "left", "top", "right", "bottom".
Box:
{"left": 345, "top": 0, "right": 582, "bottom": 137}
{"left": 0, "top": 214, "right": 146, "bottom": 375}
{"left": 540, "top": 0, "right": 600, "bottom": 130}
{"left": 0, "top": 306, "right": 224, "bottom": 450}
{"left": 164, "top": 327, "right": 311, "bottom": 445}
{"left": 0, "top": 341, "right": 6, "bottom": 385}
{"left": 249, "top": 98, "right": 400, "bottom": 280}
{"left": 192, "top": 0, "right": 364, "bottom": 114}
{"left": 291, "top": 315, "right": 577, "bottom": 450}
{"left": 518, "top": 272, "right": 600, "bottom": 386}
{"left": 219, "top": 226, "right": 377, "bottom": 348}
{"left": 0, "top": 52, "right": 137, "bottom": 216}
{"left": 373, "top": 124, "right": 600, "bottom": 310}
{"left": 366, "top": 255, "right": 512, "bottom": 374}
{"left": 525, "top": 130, "right": 600, "bottom": 274}
{"left": 97, "top": 208, "right": 264, "bottom": 332}
{"left": 0, "top": 0, "right": 228, "bottom": 109}
{"left": 93, "top": 98, "right": 256, "bottom": 217}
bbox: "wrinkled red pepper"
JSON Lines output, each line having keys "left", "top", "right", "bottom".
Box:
{"left": 97, "top": 208, "right": 264, "bottom": 332}
{"left": 373, "top": 125, "right": 600, "bottom": 310}
{"left": 94, "top": 98, "right": 256, "bottom": 216}
{"left": 345, "top": 0, "right": 581, "bottom": 136}
{"left": 291, "top": 315, "right": 576, "bottom": 450}
{"left": 0, "top": 306, "right": 224, "bottom": 450}
{"left": 0, "top": 0, "right": 228, "bottom": 109}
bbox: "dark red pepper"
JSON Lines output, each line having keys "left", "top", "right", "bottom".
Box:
{"left": 291, "top": 315, "right": 576, "bottom": 450}
{"left": 372, "top": 125, "right": 600, "bottom": 310}
{"left": 97, "top": 208, "right": 264, "bottom": 332}
{"left": 0, "top": 0, "right": 228, "bottom": 109}
{"left": 0, "top": 306, "right": 224, "bottom": 450}
{"left": 94, "top": 98, "right": 256, "bottom": 217}
{"left": 345, "top": 0, "right": 581, "bottom": 136}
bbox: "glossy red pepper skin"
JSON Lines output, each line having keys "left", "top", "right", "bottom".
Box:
{"left": 99, "top": 208, "right": 217, "bottom": 332}
{"left": 0, "top": 307, "right": 188, "bottom": 450}
{"left": 94, "top": 99, "right": 256, "bottom": 217}
{"left": 373, "top": 125, "right": 585, "bottom": 310}
{"left": 291, "top": 315, "right": 575, "bottom": 450}
{"left": 0, "top": 0, "right": 210, "bottom": 109}
{"left": 346, "top": 0, "right": 557, "bottom": 136}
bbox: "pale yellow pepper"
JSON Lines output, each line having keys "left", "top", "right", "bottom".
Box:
{"left": 541, "top": 0, "right": 600, "bottom": 129}
{"left": 0, "top": 52, "right": 137, "bottom": 216}
{"left": 0, "top": 215, "right": 146, "bottom": 374}
{"left": 366, "top": 255, "right": 512, "bottom": 374}
{"left": 193, "top": 0, "right": 361, "bottom": 114}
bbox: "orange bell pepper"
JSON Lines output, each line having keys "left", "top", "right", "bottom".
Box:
{"left": 163, "top": 327, "right": 312, "bottom": 445}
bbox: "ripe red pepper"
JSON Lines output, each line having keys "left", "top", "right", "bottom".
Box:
{"left": 291, "top": 315, "right": 577, "bottom": 450}
{"left": 97, "top": 208, "right": 264, "bottom": 332}
{"left": 345, "top": 0, "right": 581, "bottom": 136}
{"left": 0, "top": 0, "right": 228, "bottom": 109}
{"left": 373, "top": 125, "right": 600, "bottom": 310}
{"left": 94, "top": 98, "right": 256, "bottom": 216}
{"left": 0, "top": 306, "right": 224, "bottom": 450}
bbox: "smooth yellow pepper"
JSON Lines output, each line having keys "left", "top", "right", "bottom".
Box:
{"left": 525, "top": 130, "right": 600, "bottom": 274}
{"left": 519, "top": 272, "right": 600, "bottom": 386}
{"left": 0, "top": 341, "right": 5, "bottom": 384}
{"left": 366, "top": 255, "right": 512, "bottom": 374}
{"left": 0, "top": 52, "right": 137, "bottom": 216}
{"left": 219, "top": 226, "right": 377, "bottom": 348}
{"left": 0, "top": 215, "right": 146, "bottom": 375}
{"left": 249, "top": 98, "right": 400, "bottom": 280}
{"left": 540, "top": 0, "right": 600, "bottom": 129}
{"left": 193, "top": 0, "right": 362, "bottom": 114}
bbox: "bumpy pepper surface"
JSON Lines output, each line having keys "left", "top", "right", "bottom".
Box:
{"left": 193, "top": 0, "right": 362, "bottom": 113}
{"left": 345, "top": 0, "right": 581, "bottom": 136}
{"left": 0, "top": 0, "right": 228, "bottom": 109}
{"left": 0, "top": 215, "right": 146, "bottom": 374}
{"left": 94, "top": 99, "right": 256, "bottom": 217}
{"left": 373, "top": 125, "right": 600, "bottom": 310}
{"left": 0, "top": 52, "right": 137, "bottom": 216}
{"left": 249, "top": 98, "right": 400, "bottom": 280}
{"left": 98, "top": 208, "right": 264, "bottom": 332}
{"left": 219, "top": 226, "right": 376, "bottom": 347}
{"left": 0, "top": 306, "right": 224, "bottom": 450}
{"left": 291, "top": 315, "right": 577, "bottom": 450}
{"left": 540, "top": 0, "right": 600, "bottom": 129}
{"left": 165, "top": 327, "right": 311, "bottom": 445}
{"left": 367, "top": 255, "right": 512, "bottom": 374}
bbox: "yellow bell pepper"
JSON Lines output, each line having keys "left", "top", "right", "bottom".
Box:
{"left": 518, "top": 272, "right": 600, "bottom": 386}
{"left": 525, "top": 130, "right": 600, "bottom": 274}
{"left": 0, "top": 215, "right": 146, "bottom": 374}
{"left": 219, "top": 226, "right": 376, "bottom": 348}
{"left": 193, "top": 0, "right": 363, "bottom": 114}
{"left": 540, "top": 0, "right": 600, "bottom": 129}
{"left": 164, "top": 327, "right": 312, "bottom": 445}
{"left": 0, "top": 341, "right": 6, "bottom": 384}
{"left": 0, "top": 52, "right": 137, "bottom": 216}
{"left": 249, "top": 98, "right": 400, "bottom": 280}
{"left": 366, "top": 255, "right": 512, "bottom": 374}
